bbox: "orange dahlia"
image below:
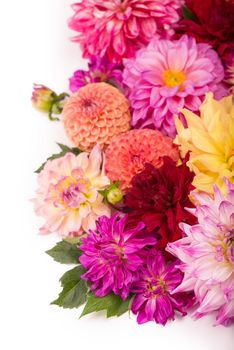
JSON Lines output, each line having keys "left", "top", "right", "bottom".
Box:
{"left": 105, "top": 129, "right": 179, "bottom": 190}
{"left": 63, "top": 82, "right": 131, "bottom": 151}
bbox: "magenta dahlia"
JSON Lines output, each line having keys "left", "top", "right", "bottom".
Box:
{"left": 123, "top": 34, "right": 227, "bottom": 137}
{"left": 80, "top": 214, "right": 156, "bottom": 299}
{"left": 131, "top": 250, "right": 192, "bottom": 325}
{"left": 69, "top": 55, "right": 123, "bottom": 92}
{"left": 69, "top": 0, "right": 184, "bottom": 63}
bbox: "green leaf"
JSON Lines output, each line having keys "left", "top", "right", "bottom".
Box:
{"left": 80, "top": 293, "right": 132, "bottom": 318}
{"left": 182, "top": 5, "right": 197, "bottom": 21}
{"left": 51, "top": 266, "right": 88, "bottom": 308}
{"left": 46, "top": 240, "right": 82, "bottom": 264}
{"left": 35, "top": 143, "right": 81, "bottom": 173}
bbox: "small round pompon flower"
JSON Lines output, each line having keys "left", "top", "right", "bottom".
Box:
{"left": 69, "top": 0, "right": 184, "bottom": 62}
{"left": 105, "top": 128, "right": 179, "bottom": 190}
{"left": 63, "top": 82, "right": 131, "bottom": 151}
{"left": 69, "top": 55, "right": 123, "bottom": 93}
{"left": 167, "top": 180, "right": 234, "bottom": 326}
{"left": 175, "top": 92, "right": 234, "bottom": 194}
{"left": 131, "top": 250, "right": 190, "bottom": 325}
{"left": 33, "top": 145, "right": 110, "bottom": 237}
{"left": 123, "top": 35, "right": 226, "bottom": 137}
{"left": 80, "top": 214, "right": 156, "bottom": 299}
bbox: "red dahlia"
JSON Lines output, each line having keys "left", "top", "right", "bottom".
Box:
{"left": 124, "top": 157, "right": 196, "bottom": 252}
{"left": 177, "top": 0, "right": 234, "bottom": 55}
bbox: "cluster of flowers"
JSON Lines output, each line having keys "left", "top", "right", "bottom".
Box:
{"left": 32, "top": 0, "right": 234, "bottom": 327}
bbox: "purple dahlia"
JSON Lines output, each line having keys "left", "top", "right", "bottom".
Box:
{"left": 131, "top": 249, "right": 192, "bottom": 325}
{"left": 80, "top": 214, "right": 156, "bottom": 299}
{"left": 69, "top": 55, "right": 123, "bottom": 93}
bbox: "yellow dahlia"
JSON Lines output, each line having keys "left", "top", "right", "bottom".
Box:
{"left": 175, "top": 93, "right": 234, "bottom": 193}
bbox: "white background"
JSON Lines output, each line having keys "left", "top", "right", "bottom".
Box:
{"left": 0, "top": 1, "right": 233, "bottom": 349}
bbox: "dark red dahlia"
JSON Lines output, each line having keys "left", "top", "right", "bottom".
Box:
{"left": 176, "top": 0, "right": 234, "bottom": 92}
{"left": 124, "top": 156, "right": 197, "bottom": 252}
{"left": 177, "top": 0, "right": 234, "bottom": 56}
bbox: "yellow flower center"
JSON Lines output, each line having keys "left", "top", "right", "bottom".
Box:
{"left": 163, "top": 70, "right": 186, "bottom": 89}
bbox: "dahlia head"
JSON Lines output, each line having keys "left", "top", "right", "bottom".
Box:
{"left": 123, "top": 34, "right": 227, "bottom": 137}
{"left": 177, "top": 0, "right": 234, "bottom": 56}
{"left": 175, "top": 92, "right": 234, "bottom": 194}
{"left": 63, "top": 82, "right": 131, "bottom": 151}
{"left": 167, "top": 180, "right": 234, "bottom": 326}
{"left": 69, "top": 0, "right": 184, "bottom": 63}
{"left": 80, "top": 213, "right": 156, "bottom": 299}
{"left": 69, "top": 55, "right": 123, "bottom": 93}
{"left": 131, "top": 250, "right": 192, "bottom": 325}
{"left": 222, "top": 46, "right": 234, "bottom": 94}
{"left": 105, "top": 128, "right": 179, "bottom": 190}
{"left": 124, "top": 156, "right": 196, "bottom": 251}
{"left": 33, "top": 145, "right": 110, "bottom": 237}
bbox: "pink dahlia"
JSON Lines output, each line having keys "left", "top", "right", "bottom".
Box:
{"left": 33, "top": 145, "right": 110, "bottom": 237}
{"left": 167, "top": 180, "right": 234, "bottom": 326}
{"left": 131, "top": 250, "right": 192, "bottom": 325}
{"left": 69, "top": 0, "right": 184, "bottom": 63}
{"left": 105, "top": 128, "right": 179, "bottom": 190}
{"left": 80, "top": 214, "right": 156, "bottom": 299}
{"left": 123, "top": 35, "right": 227, "bottom": 137}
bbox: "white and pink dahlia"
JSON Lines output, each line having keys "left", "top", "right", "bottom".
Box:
{"left": 69, "top": 0, "right": 184, "bottom": 62}
{"left": 123, "top": 35, "right": 227, "bottom": 137}
{"left": 33, "top": 145, "right": 110, "bottom": 237}
{"left": 167, "top": 180, "right": 234, "bottom": 326}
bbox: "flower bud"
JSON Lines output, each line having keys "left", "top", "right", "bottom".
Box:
{"left": 31, "top": 84, "right": 55, "bottom": 113}
{"left": 107, "top": 187, "right": 123, "bottom": 205}
{"left": 32, "top": 84, "right": 69, "bottom": 121}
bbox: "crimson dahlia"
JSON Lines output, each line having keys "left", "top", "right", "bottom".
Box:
{"left": 124, "top": 156, "right": 196, "bottom": 251}
{"left": 177, "top": 0, "right": 234, "bottom": 56}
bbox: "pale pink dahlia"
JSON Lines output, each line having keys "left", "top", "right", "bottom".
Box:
{"left": 80, "top": 213, "right": 156, "bottom": 299}
{"left": 69, "top": 0, "right": 184, "bottom": 62}
{"left": 33, "top": 145, "right": 110, "bottom": 237}
{"left": 63, "top": 83, "right": 131, "bottom": 151}
{"left": 123, "top": 35, "right": 227, "bottom": 137}
{"left": 105, "top": 128, "right": 179, "bottom": 190}
{"left": 167, "top": 180, "right": 234, "bottom": 326}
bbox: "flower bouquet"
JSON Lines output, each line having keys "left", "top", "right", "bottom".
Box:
{"left": 32, "top": 0, "right": 234, "bottom": 326}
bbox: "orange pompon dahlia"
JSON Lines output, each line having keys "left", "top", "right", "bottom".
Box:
{"left": 63, "top": 82, "right": 131, "bottom": 151}
{"left": 105, "top": 129, "right": 179, "bottom": 190}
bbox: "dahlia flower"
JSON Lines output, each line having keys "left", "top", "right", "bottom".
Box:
{"left": 105, "top": 128, "right": 179, "bottom": 190}
{"left": 33, "top": 145, "right": 110, "bottom": 237}
{"left": 175, "top": 93, "right": 234, "bottom": 194}
{"left": 177, "top": 0, "right": 234, "bottom": 56}
{"left": 63, "top": 82, "right": 131, "bottom": 151}
{"left": 69, "top": 0, "right": 184, "bottom": 62}
{"left": 123, "top": 35, "right": 226, "bottom": 137}
{"left": 222, "top": 46, "right": 234, "bottom": 94}
{"left": 69, "top": 56, "right": 123, "bottom": 93}
{"left": 131, "top": 250, "right": 191, "bottom": 325}
{"left": 80, "top": 214, "right": 156, "bottom": 299}
{"left": 177, "top": 1, "right": 234, "bottom": 93}
{"left": 124, "top": 157, "right": 196, "bottom": 251}
{"left": 167, "top": 180, "right": 234, "bottom": 326}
